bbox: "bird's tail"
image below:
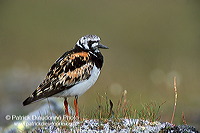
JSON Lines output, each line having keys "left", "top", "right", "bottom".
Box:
{"left": 23, "top": 96, "right": 34, "bottom": 106}
{"left": 23, "top": 87, "right": 46, "bottom": 106}
{"left": 22, "top": 86, "right": 55, "bottom": 106}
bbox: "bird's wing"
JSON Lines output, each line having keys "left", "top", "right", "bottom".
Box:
{"left": 23, "top": 51, "right": 93, "bottom": 105}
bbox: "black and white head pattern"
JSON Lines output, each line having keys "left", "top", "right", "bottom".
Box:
{"left": 76, "top": 35, "right": 101, "bottom": 51}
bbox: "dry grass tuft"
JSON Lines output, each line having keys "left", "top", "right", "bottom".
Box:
{"left": 84, "top": 90, "right": 164, "bottom": 123}
{"left": 170, "top": 76, "right": 178, "bottom": 124}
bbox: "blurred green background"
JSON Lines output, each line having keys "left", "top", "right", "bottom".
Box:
{"left": 0, "top": 0, "right": 200, "bottom": 129}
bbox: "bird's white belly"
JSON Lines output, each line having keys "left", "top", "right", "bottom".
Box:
{"left": 57, "top": 65, "right": 100, "bottom": 97}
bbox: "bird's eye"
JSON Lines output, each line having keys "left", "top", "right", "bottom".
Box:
{"left": 88, "top": 41, "right": 91, "bottom": 45}
{"left": 88, "top": 41, "right": 95, "bottom": 45}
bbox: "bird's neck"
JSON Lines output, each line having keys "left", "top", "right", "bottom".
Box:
{"left": 73, "top": 46, "right": 104, "bottom": 69}
{"left": 90, "top": 51, "right": 104, "bottom": 69}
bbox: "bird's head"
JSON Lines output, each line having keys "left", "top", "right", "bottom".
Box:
{"left": 75, "top": 35, "right": 108, "bottom": 52}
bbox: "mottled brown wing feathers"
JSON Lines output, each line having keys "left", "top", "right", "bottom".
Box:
{"left": 23, "top": 51, "right": 93, "bottom": 106}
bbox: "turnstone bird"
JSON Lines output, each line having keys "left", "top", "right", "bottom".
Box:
{"left": 23, "top": 35, "right": 108, "bottom": 117}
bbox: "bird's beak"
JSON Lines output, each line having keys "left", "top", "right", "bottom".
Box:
{"left": 98, "top": 43, "right": 109, "bottom": 49}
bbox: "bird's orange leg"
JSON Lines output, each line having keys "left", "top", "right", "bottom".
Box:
{"left": 64, "top": 98, "right": 70, "bottom": 116}
{"left": 74, "top": 95, "right": 79, "bottom": 117}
